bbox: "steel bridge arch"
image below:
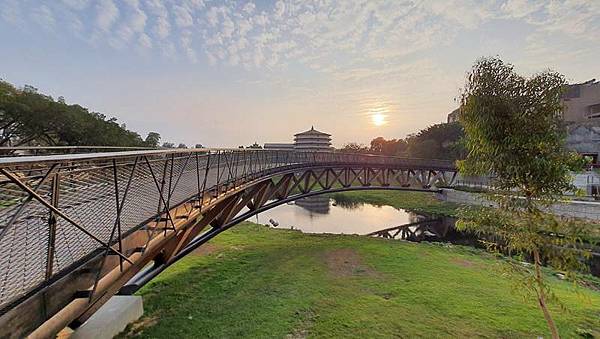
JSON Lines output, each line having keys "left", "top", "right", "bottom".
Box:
{"left": 0, "top": 149, "right": 457, "bottom": 338}
{"left": 126, "top": 185, "right": 443, "bottom": 292}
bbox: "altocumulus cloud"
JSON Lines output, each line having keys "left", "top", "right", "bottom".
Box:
{"left": 1, "top": 0, "right": 599, "bottom": 76}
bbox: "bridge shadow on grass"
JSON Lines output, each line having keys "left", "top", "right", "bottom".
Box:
{"left": 119, "top": 222, "right": 600, "bottom": 338}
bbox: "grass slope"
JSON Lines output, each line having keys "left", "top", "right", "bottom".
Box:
{"left": 120, "top": 222, "right": 600, "bottom": 338}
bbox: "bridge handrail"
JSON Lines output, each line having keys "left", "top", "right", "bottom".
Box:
{"left": 0, "top": 147, "right": 456, "bottom": 169}
{"left": 0, "top": 149, "right": 455, "bottom": 315}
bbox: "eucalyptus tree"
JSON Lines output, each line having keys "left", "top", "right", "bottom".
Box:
{"left": 457, "top": 57, "right": 592, "bottom": 338}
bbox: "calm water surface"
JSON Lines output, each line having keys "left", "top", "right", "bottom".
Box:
{"left": 252, "top": 196, "right": 418, "bottom": 235}
{"left": 247, "top": 196, "right": 600, "bottom": 277}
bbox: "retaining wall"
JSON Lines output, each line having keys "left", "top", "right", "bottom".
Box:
{"left": 438, "top": 189, "right": 600, "bottom": 221}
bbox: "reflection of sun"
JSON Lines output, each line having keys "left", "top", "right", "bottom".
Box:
{"left": 371, "top": 113, "right": 387, "bottom": 126}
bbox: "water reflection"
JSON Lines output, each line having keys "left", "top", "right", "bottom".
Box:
{"left": 294, "top": 195, "right": 330, "bottom": 214}
{"left": 252, "top": 197, "right": 600, "bottom": 277}
{"left": 255, "top": 197, "right": 416, "bottom": 235}
{"left": 255, "top": 197, "right": 462, "bottom": 238}
{"left": 368, "top": 216, "right": 453, "bottom": 242}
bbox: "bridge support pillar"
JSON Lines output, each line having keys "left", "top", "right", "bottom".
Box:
{"left": 68, "top": 296, "right": 143, "bottom": 339}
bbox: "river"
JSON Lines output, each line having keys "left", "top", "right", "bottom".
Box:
{"left": 249, "top": 195, "right": 600, "bottom": 277}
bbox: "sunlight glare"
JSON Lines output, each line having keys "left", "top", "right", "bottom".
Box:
{"left": 371, "top": 113, "right": 387, "bottom": 126}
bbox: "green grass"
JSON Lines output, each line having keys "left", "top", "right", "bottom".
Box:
{"left": 328, "top": 190, "right": 460, "bottom": 217}
{"left": 120, "top": 222, "right": 600, "bottom": 338}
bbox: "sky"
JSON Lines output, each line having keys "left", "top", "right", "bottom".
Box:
{"left": 1, "top": 0, "right": 599, "bottom": 148}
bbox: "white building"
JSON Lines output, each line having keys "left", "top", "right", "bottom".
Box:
{"left": 263, "top": 143, "right": 294, "bottom": 150}
{"left": 293, "top": 126, "right": 332, "bottom": 152}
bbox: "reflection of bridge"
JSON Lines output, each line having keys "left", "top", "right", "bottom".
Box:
{"left": 367, "top": 217, "right": 454, "bottom": 241}
{"left": 0, "top": 149, "right": 456, "bottom": 337}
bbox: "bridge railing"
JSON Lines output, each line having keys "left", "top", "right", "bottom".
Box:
{"left": 0, "top": 149, "right": 455, "bottom": 312}
{"left": 0, "top": 146, "right": 155, "bottom": 157}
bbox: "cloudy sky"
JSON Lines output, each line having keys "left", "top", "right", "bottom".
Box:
{"left": 1, "top": 0, "right": 599, "bottom": 147}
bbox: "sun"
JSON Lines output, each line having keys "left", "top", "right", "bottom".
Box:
{"left": 371, "top": 113, "right": 387, "bottom": 126}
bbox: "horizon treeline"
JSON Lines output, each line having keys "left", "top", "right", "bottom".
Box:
{"left": 342, "top": 122, "right": 465, "bottom": 161}
{"left": 2, "top": 79, "right": 464, "bottom": 159}
{"left": 0, "top": 80, "right": 161, "bottom": 148}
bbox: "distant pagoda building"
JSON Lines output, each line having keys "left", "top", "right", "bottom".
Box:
{"left": 295, "top": 196, "right": 330, "bottom": 214}
{"left": 293, "top": 126, "right": 332, "bottom": 152}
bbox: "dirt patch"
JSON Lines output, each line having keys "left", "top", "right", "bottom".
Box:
{"left": 451, "top": 258, "right": 481, "bottom": 269}
{"left": 286, "top": 328, "right": 308, "bottom": 339}
{"left": 192, "top": 243, "right": 222, "bottom": 256}
{"left": 324, "top": 248, "right": 378, "bottom": 277}
{"left": 120, "top": 316, "right": 159, "bottom": 337}
{"left": 286, "top": 309, "right": 316, "bottom": 339}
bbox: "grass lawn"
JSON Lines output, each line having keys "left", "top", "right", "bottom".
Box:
{"left": 120, "top": 221, "right": 600, "bottom": 338}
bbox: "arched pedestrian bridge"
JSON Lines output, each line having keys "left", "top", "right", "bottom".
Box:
{"left": 0, "top": 149, "right": 457, "bottom": 337}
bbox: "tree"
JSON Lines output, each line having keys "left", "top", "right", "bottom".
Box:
{"left": 144, "top": 132, "right": 161, "bottom": 148}
{"left": 341, "top": 142, "right": 369, "bottom": 153}
{"left": 0, "top": 80, "right": 149, "bottom": 147}
{"left": 370, "top": 137, "right": 407, "bottom": 156}
{"left": 457, "top": 57, "right": 591, "bottom": 338}
{"left": 161, "top": 142, "right": 175, "bottom": 148}
{"left": 359, "top": 127, "right": 463, "bottom": 160}
{"left": 405, "top": 123, "right": 464, "bottom": 160}
{"left": 177, "top": 143, "right": 187, "bottom": 149}
{"left": 406, "top": 138, "right": 439, "bottom": 159}
{"left": 194, "top": 143, "right": 203, "bottom": 148}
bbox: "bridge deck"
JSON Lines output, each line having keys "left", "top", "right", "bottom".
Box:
{"left": 0, "top": 149, "right": 456, "bottom": 337}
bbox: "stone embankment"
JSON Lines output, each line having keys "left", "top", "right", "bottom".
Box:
{"left": 437, "top": 189, "right": 600, "bottom": 221}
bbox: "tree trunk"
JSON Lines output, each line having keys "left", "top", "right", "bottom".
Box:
{"left": 533, "top": 249, "right": 560, "bottom": 339}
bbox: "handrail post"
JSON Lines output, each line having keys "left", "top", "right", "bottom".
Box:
{"left": 112, "top": 159, "right": 124, "bottom": 271}
{"left": 45, "top": 173, "right": 60, "bottom": 280}
{"left": 215, "top": 150, "right": 221, "bottom": 196}
{"left": 233, "top": 150, "right": 239, "bottom": 187}
{"left": 156, "top": 155, "right": 169, "bottom": 214}
{"left": 201, "top": 152, "right": 211, "bottom": 209}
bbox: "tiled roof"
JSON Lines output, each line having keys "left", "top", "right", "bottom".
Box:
{"left": 294, "top": 126, "right": 331, "bottom": 136}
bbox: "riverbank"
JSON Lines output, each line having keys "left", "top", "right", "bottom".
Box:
{"left": 328, "top": 190, "right": 459, "bottom": 217}
{"left": 119, "top": 221, "right": 600, "bottom": 338}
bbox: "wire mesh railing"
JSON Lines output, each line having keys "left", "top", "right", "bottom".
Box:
{"left": 0, "top": 148, "right": 455, "bottom": 312}
{"left": 0, "top": 146, "right": 155, "bottom": 157}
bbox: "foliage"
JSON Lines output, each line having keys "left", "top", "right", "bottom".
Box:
{"left": 405, "top": 122, "right": 465, "bottom": 160}
{"left": 342, "top": 123, "right": 465, "bottom": 160}
{"left": 370, "top": 136, "right": 407, "bottom": 155}
{"left": 144, "top": 132, "right": 161, "bottom": 148}
{"left": 161, "top": 142, "right": 175, "bottom": 148}
{"left": 340, "top": 142, "right": 369, "bottom": 153}
{"left": 120, "top": 222, "right": 600, "bottom": 338}
{"left": 456, "top": 57, "right": 593, "bottom": 338}
{"left": 0, "top": 80, "right": 159, "bottom": 147}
